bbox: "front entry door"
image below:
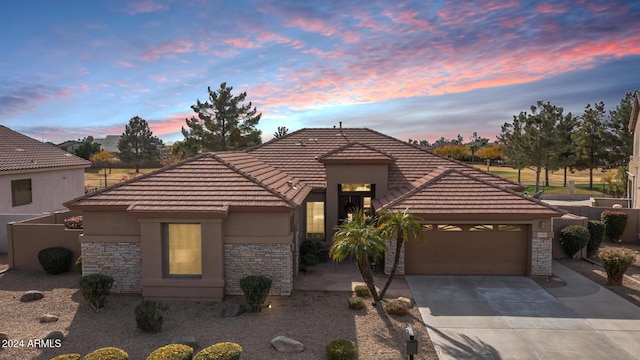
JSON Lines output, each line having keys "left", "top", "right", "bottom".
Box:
{"left": 339, "top": 195, "right": 363, "bottom": 222}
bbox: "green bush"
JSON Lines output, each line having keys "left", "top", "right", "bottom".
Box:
{"left": 37, "top": 247, "right": 72, "bottom": 275}
{"left": 239, "top": 275, "right": 272, "bottom": 312}
{"left": 78, "top": 274, "right": 114, "bottom": 311}
{"left": 193, "top": 342, "right": 242, "bottom": 360}
{"left": 559, "top": 225, "right": 590, "bottom": 258}
{"left": 135, "top": 300, "right": 169, "bottom": 333}
{"left": 75, "top": 256, "right": 83, "bottom": 275}
{"left": 83, "top": 347, "right": 128, "bottom": 360}
{"left": 300, "top": 240, "right": 319, "bottom": 270}
{"left": 587, "top": 220, "right": 605, "bottom": 257}
{"left": 50, "top": 354, "right": 82, "bottom": 360}
{"left": 348, "top": 297, "right": 365, "bottom": 310}
{"left": 146, "top": 344, "right": 193, "bottom": 360}
{"left": 601, "top": 210, "right": 628, "bottom": 243}
{"left": 353, "top": 285, "right": 370, "bottom": 298}
{"left": 325, "top": 339, "right": 357, "bottom": 360}
{"left": 598, "top": 247, "right": 636, "bottom": 286}
{"left": 383, "top": 299, "right": 410, "bottom": 316}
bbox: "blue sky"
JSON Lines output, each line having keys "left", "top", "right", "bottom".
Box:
{"left": 1, "top": 0, "right": 639, "bottom": 145}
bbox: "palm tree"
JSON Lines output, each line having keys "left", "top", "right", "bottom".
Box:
{"left": 377, "top": 208, "right": 423, "bottom": 300}
{"left": 330, "top": 209, "right": 386, "bottom": 304}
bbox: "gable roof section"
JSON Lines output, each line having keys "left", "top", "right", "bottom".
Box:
{"left": 317, "top": 142, "right": 396, "bottom": 164}
{"left": 373, "top": 168, "right": 563, "bottom": 216}
{"left": 65, "top": 152, "right": 310, "bottom": 214}
{"left": 248, "top": 128, "right": 523, "bottom": 191}
{"left": 0, "top": 125, "right": 91, "bottom": 173}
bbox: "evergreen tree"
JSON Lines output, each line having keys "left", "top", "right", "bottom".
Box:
{"left": 274, "top": 126, "right": 289, "bottom": 138}
{"left": 117, "top": 116, "right": 162, "bottom": 172}
{"left": 572, "top": 101, "right": 609, "bottom": 189}
{"left": 521, "top": 101, "right": 560, "bottom": 193}
{"left": 182, "top": 82, "right": 262, "bottom": 152}
{"left": 499, "top": 114, "right": 526, "bottom": 183}
{"left": 607, "top": 91, "right": 636, "bottom": 168}
{"left": 74, "top": 136, "right": 101, "bottom": 160}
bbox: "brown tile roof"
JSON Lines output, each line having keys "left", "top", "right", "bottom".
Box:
{"left": 248, "top": 128, "right": 523, "bottom": 191}
{"left": 0, "top": 125, "right": 91, "bottom": 172}
{"left": 373, "top": 168, "right": 563, "bottom": 216}
{"left": 317, "top": 142, "right": 396, "bottom": 164}
{"left": 65, "top": 152, "right": 310, "bottom": 213}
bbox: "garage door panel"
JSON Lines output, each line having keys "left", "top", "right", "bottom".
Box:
{"left": 405, "top": 225, "right": 528, "bottom": 275}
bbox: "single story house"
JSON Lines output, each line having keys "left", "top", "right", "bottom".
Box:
{"left": 65, "top": 127, "right": 563, "bottom": 301}
{"left": 1, "top": 125, "right": 90, "bottom": 252}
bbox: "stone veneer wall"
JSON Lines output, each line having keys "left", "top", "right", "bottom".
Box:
{"left": 224, "top": 243, "right": 293, "bottom": 296}
{"left": 81, "top": 242, "right": 142, "bottom": 293}
{"left": 531, "top": 233, "right": 552, "bottom": 276}
{"left": 384, "top": 239, "right": 405, "bottom": 275}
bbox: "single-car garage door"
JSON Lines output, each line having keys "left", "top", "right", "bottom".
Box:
{"left": 404, "top": 224, "right": 528, "bottom": 275}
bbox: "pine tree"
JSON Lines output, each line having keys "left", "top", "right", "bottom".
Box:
{"left": 182, "top": 82, "right": 262, "bottom": 153}
{"left": 117, "top": 116, "right": 162, "bottom": 172}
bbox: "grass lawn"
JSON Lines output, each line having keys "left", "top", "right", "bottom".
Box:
{"left": 473, "top": 164, "right": 616, "bottom": 196}
{"left": 85, "top": 167, "right": 160, "bottom": 188}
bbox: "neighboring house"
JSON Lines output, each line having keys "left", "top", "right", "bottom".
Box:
{"left": 94, "top": 135, "right": 121, "bottom": 153}
{"left": 65, "top": 127, "right": 563, "bottom": 300}
{"left": 0, "top": 125, "right": 91, "bottom": 252}
{"left": 55, "top": 140, "right": 82, "bottom": 154}
{"left": 629, "top": 93, "right": 640, "bottom": 208}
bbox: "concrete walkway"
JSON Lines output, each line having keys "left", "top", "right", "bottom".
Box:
{"left": 407, "top": 261, "right": 640, "bottom": 359}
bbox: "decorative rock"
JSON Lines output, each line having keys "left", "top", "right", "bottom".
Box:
{"left": 219, "top": 302, "right": 245, "bottom": 317}
{"left": 40, "top": 330, "right": 64, "bottom": 341}
{"left": 397, "top": 297, "right": 413, "bottom": 307}
{"left": 271, "top": 336, "right": 304, "bottom": 353}
{"left": 0, "top": 332, "right": 8, "bottom": 342}
{"left": 39, "top": 314, "right": 59, "bottom": 323}
{"left": 20, "top": 290, "right": 44, "bottom": 303}
{"left": 171, "top": 336, "right": 198, "bottom": 349}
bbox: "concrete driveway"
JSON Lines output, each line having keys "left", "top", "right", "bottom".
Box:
{"left": 407, "top": 261, "right": 640, "bottom": 359}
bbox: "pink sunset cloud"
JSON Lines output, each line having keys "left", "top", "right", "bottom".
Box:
{"left": 125, "top": 0, "right": 168, "bottom": 16}
{"left": 141, "top": 39, "right": 195, "bottom": 61}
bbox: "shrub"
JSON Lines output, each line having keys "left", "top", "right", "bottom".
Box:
{"left": 300, "top": 240, "right": 319, "bottom": 270}
{"left": 75, "top": 256, "right": 83, "bottom": 274}
{"left": 135, "top": 300, "right": 169, "bottom": 333}
{"left": 146, "top": 344, "right": 193, "bottom": 360}
{"left": 64, "top": 215, "right": 83, "bottom": 229}
{"left": 559, "top": 225, "right": 590, "bottom": 258}
{"left": 598, "top": 247, "right": 636, "bottom": 286}
{"left": 83, "top": 347, "right": 128, "bottom": 360}
{"left": 348, "top": 297, "right": 365, "bottom": 310}
{"left": 193, "top": 342, "right": 242, "bottom": 360}
{"left": 383, "top": 299, "right": 411, "bottom": 316}
{"left": 78, "top": 274, "right": 114, "bottom": 311}
{"left": 37, "top": 247, "right": 73, "bottom": 274}
{"left": 353, "top": 285, "right": 370, "bottom": 298}
{"left": 239, "top": 275, "right": 272, "bottom": 312}
{"left": 601, "top": 210, "right": 628, "bottom": 243}
{"left": 325, "top": 339, "right": 357, "bottom": 360}
{"left": 50, "top": 354, "right": 82, "bottom": 360}
{"left": 587, "top": 220, "right": 605, "bottom": 257}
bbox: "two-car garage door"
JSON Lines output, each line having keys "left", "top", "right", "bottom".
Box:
{"left": 404, "top": 224, "right": 528, "bottom": 275}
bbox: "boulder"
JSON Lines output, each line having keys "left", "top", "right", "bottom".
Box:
{"left": 40, "top": 330, "right": 64, "bottom": 341}
{"left": 219, "top": 302, "right": 245, "bottom": 317}
{"left": 171, "top": 336, "right": 198, "bottom": 349}
{"left": 271, "top": 336, "right": 304, "bottom": 353}
{"left": 39, "top": 314, "right": 59, "bottom": 323}
{"left": 0, "top": 332, "right": 8, "bottom": 342}
{"left": 20, "top": 290, "right": 44, "bottom": 303}
{"left": 396, "top": 297, "right": 413, "bottom": 307}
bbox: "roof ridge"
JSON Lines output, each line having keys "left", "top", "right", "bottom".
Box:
{"left": 212, "top": 151, "right": 304, "bottom": 207}
{"left": 381, "top": 167, "right": 453, "bottom": 209}
{"left": 317, "top": 141, "right": 396, "bottom": 160}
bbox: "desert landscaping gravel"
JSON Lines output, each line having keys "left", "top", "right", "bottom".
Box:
{"left": 0, "top": 270, "right": 436, "bottom": 360}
